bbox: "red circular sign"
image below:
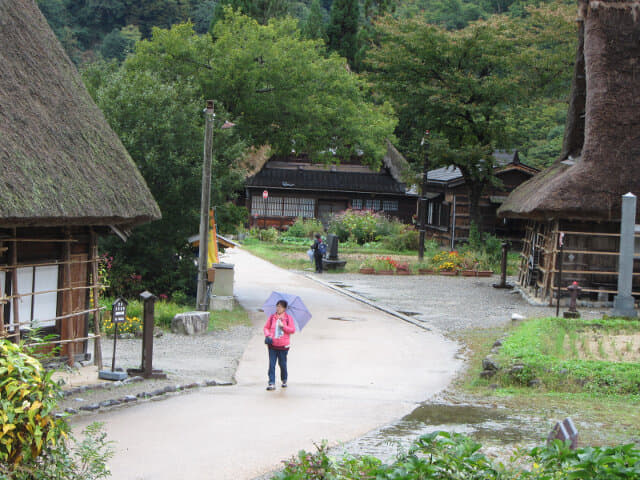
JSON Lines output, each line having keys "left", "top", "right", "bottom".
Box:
{"left": 263, "top": 190, "right": 268, "bottom": 199}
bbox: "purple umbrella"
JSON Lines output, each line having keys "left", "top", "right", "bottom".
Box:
{"left": 262, "top": 291, "right": 312, "bottom": 332}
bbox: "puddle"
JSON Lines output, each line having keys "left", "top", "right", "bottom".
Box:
{"left": 335, "top": 403, "right": 546, "bottom": 463}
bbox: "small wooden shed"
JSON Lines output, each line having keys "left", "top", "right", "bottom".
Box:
{"left": 0, "top": 0, "right": 160, "bottom": 363}
{"left": 498, "top": 0, "right": 640, "bottom": 303}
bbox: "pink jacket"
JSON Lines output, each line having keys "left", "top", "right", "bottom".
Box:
{"left": 263, "top": 312, "right": 295, "bottom": 349}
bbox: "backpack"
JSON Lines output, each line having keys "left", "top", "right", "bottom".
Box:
{"left": 318, "top": 241, "right": 327, "bottom": 255}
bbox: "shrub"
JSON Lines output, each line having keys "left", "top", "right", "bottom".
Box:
{"left": 274, "top": 431, "right": 640, "bottom": 480}
{"left": 328, "top": 209, "right": 381, "bottom": 244}
{"left": 381, "top": 230, "right": 419, "bottom": 251}
{"left": 250, "top": 227, "right": 279, "bottom": 242}
{"left": 0, "top": 340, "right": 65, "bottom": 467}
{"left": 282, "top": 217, "right": 324, "bottom": 239}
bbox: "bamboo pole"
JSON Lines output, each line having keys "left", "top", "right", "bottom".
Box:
{"left": 90, "top": 229, "right": 103, "bottom": 370}
{"left": 24, "top": 334, "right": 101, "bottom": 348}
{"left": 0, "top": 256, "right": 101, "bottom": 270}
{"left": 2, "top": 283, "right": 106, "bottom": 300}
{"left": 7, "top": 306, "right": 105, "bottom": 328}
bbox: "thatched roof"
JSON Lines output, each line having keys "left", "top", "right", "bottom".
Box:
{"left": 499, "top": 0, "right": 640, "bottom": 222}
{"left": 382, "top": 140, "right": 412, "bottom": 185}
{"left": 0, "top": 0, "right": 160, "bottom": 228}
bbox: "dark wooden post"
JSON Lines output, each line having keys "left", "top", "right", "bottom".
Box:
{"left": 493, "top": 242, "right": 513, "bottom": 289}
{"left": 128, "top": 291, "right": 166, "bottom": 379}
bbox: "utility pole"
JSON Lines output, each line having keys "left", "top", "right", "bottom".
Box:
{"left": 196, "top": 100, "right": 215, "bottom": 311}
{"left": 418, "top": 131, "right": 430, "bottom": 260}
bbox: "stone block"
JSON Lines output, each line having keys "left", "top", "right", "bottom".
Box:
{"left": 209, "top": 295, "right": 235, "bottom": 311}
{"left": 171, "top": 311, "right": 210, "bottom": 335}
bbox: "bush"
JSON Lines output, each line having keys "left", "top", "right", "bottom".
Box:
{"left": 248, "top": 227, "right": 279, "bottom": 242}
{"left": 0, "top": 340, "right": 65, "bottom": 466}
{"left": 0, "top": 341, "right": 113, "bottom": 479}
{"left": 329, "top": 209, "right": 405, "bottom": 245}
{"left": 381, "top": 230, "right": 419, "bottom": 251}
{"left": 273, "top": 431, "right": 640, "bottom": 480}
{"left": 282, "top": 217, "right": 324, "bottom": 239}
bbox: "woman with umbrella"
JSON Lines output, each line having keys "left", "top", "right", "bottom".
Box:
{"left": 263, "top": 299, "right": 296, "bottom": 390}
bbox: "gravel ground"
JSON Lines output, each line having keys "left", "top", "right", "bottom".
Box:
{"left": 57, "top": 322, "right": 255, "bottom": 414}
{"left": 312, "top": 273, "right": 606, "bottom": 333}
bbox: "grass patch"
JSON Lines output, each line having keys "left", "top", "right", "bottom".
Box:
{"left": 486, "top": 317, "right": 640, "bottom": 395}
{"left": 209, "top": 305, "right": 251, "bottom": 331}
{"left": 241, "top": 238, "right": 520, "bottom": 274}
{"left": 454, "top": 326, "right": 640, "bottom": 447}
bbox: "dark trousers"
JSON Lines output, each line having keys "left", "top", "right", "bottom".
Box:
{"left": 268, "top": 347, "right": 288, "bottom": 384}
{"left": 314, "top": 253, "right": 323, "bottom": 273}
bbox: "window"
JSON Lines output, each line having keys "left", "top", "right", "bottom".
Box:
{"left": 1, "top": 265, "right": 59, "bottom": 330}
{"left": 365, "top": 199, "right": 381, "bottom": 211}
{"left": 251, "top": 196, "right": 315, "bottom": 218}
{"left": 383, "top": 200, "right": 398, "bottom": 212}
{"left": 351, "top": 199, "right": 363, "bottom": 210}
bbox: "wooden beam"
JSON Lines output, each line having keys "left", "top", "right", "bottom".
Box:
{"left": 90, "top": 229, "right": 103, "bottom": 370}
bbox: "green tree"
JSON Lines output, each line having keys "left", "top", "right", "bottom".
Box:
{"left": 302, "top": 0, "right": 326, "bottom": 40}
{"left": 83, "top": 54, "right": 245, "bottom": 296}
{"left": 209, "top": 11, "right": 396, "bottom": 164}
{"left": 366, "top": 8, "right": 574, "bottom": 229}
{"left": 100, "top": 28, "right": 135, "bottom": 61}
{"left": 326, "top": 0, "right": 360, "bottom": 66}
{"left": 211, "top": 0, "right": 290, "bottom": 27}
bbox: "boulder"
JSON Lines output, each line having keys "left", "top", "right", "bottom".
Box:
{"left": 171, "top": 311, "right": 210, "bottom": 335}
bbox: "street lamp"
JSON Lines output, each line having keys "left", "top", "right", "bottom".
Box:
{"left": 196, "top": 100, "right": 235, "bottom": 311}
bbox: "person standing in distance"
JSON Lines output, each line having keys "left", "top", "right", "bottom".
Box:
{"left": 263, "top": 299, "right": 295, "bottom": 390}
{"left": 311, "top": 233, "right": 325, "bottom": 273}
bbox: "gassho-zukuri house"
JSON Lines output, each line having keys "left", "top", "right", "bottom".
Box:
{"left": 243, "top": 141, "right": 417, "bottom": 228}
{"left": 0, "top": 0, "right": 160, "bottom": 364}
{"left": 498, "top": 0, "right": 640, "bottom": 305}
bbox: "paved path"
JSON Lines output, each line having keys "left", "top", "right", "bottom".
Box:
{"left": 73, "top": 249, "right": 461, "bottom": 480}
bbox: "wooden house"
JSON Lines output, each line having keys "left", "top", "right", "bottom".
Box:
{"left": 498, "top": 0, "right": 640, "bottom": 304}
{"left": 244, "top": 141, "right": 417, "bottom": 228}
{"left": 425, "top": 151, "right": 538, "bottom": 249}
{"left": 0, "top": 0, "right": 160, "bottom": 364}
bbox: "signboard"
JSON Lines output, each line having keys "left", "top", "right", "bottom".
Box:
{"left": 112, "top": 297, "right": 128, "bottom": 324}
{"left": 263, "top": 190, "right": 268, "bottom": 200}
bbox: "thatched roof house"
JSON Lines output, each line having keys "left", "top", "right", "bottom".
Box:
{"left": 499, "top": 0, "right": 640, "bottom": 222}
{"left": 0, "top": 0, "right": 160, "bottom": 229}
{"left": 0, "top": 0, "right": 160, "bottom": 365}
{"left": 498, "top": 0, "right": 640, "bottom": 303}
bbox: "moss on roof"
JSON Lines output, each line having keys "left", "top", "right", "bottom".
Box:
{"left": 0, "top": 0, "right": 160, "bottom": 228}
